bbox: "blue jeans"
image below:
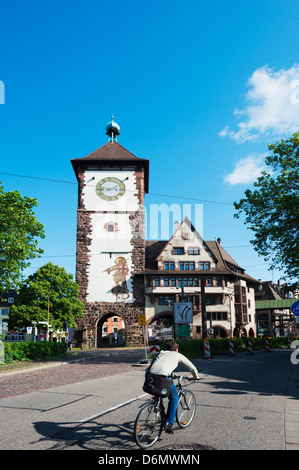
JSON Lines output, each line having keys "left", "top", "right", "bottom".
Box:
{"left": 165, "top": 381, "right": 179, "bottom": 426}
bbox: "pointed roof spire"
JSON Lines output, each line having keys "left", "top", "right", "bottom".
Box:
{"left": 105, "top": 115, "right": 120, "bottom": 142}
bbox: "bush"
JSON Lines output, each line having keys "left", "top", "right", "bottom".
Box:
{"left": 154, "top": 336, "right": 292, "bottom": 358}
{"left": 4, "top": 341, "right": 67, "bottom": 363}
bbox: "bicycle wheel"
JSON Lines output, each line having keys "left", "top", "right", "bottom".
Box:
{"left": 134, "top": 401, "right": 163, "bottom": 449}
{"left": 176, "top": 390, "right": 196, "bottom": 428}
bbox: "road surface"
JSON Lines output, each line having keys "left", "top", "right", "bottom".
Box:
{"left": 0, "top": 348, "right": 298, "bottom": 452}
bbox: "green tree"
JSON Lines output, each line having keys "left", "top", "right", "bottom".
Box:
{"left": 8, "top": 263, "right": 84, "bottom": 332}
{"left": 0, "top": 183, "right": 45, "bottom": 291}
{"left": 234, "top": 133, "right": 299, "bottom": 288}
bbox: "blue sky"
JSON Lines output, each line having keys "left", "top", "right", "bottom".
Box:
{"left": 0, "top": 0, "right": 299, "bottom": 284}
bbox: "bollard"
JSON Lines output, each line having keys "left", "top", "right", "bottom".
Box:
{"left": 203, "top": 338, "right": 211, "bottom": 359}
{"left": 228, "top": 337, "right": 236, "bottom": 356}
{"left": 264, "top": 337, "right": 271, "bottom": 352}
{"left": 288, "top": 338, "right": 292, "bottom": 349}
{"left": 247, "top": 338, "right": 254, "bottom": 355}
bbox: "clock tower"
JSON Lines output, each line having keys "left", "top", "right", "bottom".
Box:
{"left": 71, "top": 117, "right": 149, "bottom": 347}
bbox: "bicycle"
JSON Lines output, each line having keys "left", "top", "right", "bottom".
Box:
{"left": 134, "top": 374, "right": 198, "bottom": 449}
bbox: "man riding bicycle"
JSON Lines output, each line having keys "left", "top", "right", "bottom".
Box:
{"left": 149, "top": 341, "right": 199, "bottom": 434}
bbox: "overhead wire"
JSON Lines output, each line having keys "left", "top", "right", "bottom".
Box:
{"left": 0, "top": 171, "right": 234, "bottom": 206}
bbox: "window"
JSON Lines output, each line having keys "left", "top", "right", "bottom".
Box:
{"left": 189, "top": 247, "right": 200, "bottom": 255}
{"left": 159, "top": 295, "right": 175, "bottom": 305}
{"left": 188, "top": 295, "right": 200, "bottom": 305}
{"left": 216, "top": 278, "right": 222, "bottom": 287}
{"left": 8, "top": 297, "right": 14, "bottom": 304}
{"left": 164, "top": 278, "right": 169, "bottom": 286}
{"left": 173, "top": 247, "right": 184, "bottom": 255}
{"left": 113, "top": 317, "right": 118, "bottom": 323}
{"left": 155, "top": 278, "right": 160, "bottom": 286}
{"left": 164, "top": 262, "right": 174, "bottom": 270}
{"left": 207, "top": 312, "right": 227, "bottom": 321}
{"left": 179, "top": 262, "right": 195, "bottom": 270}
{"left": 171, "top": 278, "right": 176, "bottom": 286}
{"left": 207, "top": 279, "right": 212, "bottom": 286}
{"left": 204, "top": 262, "right": 210, "bottom": 270}
{"left": 193, "top": 278, "right": 199, "bottom": 287}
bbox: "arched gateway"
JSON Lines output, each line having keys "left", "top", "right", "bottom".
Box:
{"left": 71, "top": 118, "right": 149, "bottom": 348}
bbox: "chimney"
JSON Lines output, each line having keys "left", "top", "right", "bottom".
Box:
{"left": 217, "top": 238, "right": 222, "bottom": 245}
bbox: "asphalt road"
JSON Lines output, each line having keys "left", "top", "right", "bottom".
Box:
{"left": 0, "top": 348, "right": 299, "bottom": 452}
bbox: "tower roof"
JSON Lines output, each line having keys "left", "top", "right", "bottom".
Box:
{"left": 71, "top": 142, "right": 149, "bottom": 192}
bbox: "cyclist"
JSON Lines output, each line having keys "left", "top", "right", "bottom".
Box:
{"left": 149, "top": 341, "right": 199, "bottom": 434}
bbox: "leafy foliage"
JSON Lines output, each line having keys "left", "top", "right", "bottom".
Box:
{"left": 0, "top": 183, "right": 45, "bottom": 291}
{"left": 4, "top": 341, "right": 67, "bottom": 363}
{"left": 234, "top": 133, "right": 299, "bottom": 288}
{"left": 8, "top": 262, "right": 84, "bottom": 331}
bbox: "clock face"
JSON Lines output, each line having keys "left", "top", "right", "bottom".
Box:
{"left": 95, "top": 177, "right": 126, "bottom": 201}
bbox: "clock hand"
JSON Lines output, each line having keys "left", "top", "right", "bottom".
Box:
{"left": 102, "top": 185, "right": 119, "bottom": 192}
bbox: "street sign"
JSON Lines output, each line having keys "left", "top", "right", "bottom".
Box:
{"left": 138, "top": 314, "right": 146, "bottom": 325}
{"left": 291, "top": 301, "right": 299, "bottom": 316}
{"left": 174, "top": 302, "right": 193, "bottom": 324}
{"left": 177, "top": 323, "right": 190, "bottom": 337}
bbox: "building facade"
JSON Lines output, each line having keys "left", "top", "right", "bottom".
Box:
{"left": 255, "top": 281, "right": 299, "bottom": 337}
{"left": 144, "top": 217, "right": 258, "bottom": 339}
{"left": 72, "top": 119, "right": 260, "bottom": 347}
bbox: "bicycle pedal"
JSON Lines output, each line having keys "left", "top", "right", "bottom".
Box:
{"left": 164, "top": 423, "right": 174, "bottom": 434}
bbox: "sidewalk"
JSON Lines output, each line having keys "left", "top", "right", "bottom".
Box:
{"left": 0, "top": 347, "right": 145, "bottom": 376}
{"left": 285, "top": 365, "right": 299, "bottom": 450}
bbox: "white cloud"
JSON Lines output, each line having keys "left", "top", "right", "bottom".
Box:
{"left": 219, "top": 65, "right": 299, "bottom": 143}
{"left": 224, "top": 153, "right": 267, "bottom": 185}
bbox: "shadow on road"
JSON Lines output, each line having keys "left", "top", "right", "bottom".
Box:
{"left": 32, "top": 418, "right": 137, "bottom": 450}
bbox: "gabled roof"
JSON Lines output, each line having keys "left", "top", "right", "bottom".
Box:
{"left": 154, "top": 217, "right": 208, "bottom": 262}
{"left": 143, "top": 217, "right": 260, "bottom": 284}
{"left": 71, "top": 141, "right": 149, "bottom": 192}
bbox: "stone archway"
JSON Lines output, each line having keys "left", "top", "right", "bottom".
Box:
{"left": 96, "top": 313, "right": 126, "bottom": 348}
{"left": 213, "top": 325, "right": 228, "bottom": 338}
{"left": 147, "top": 311, "right": 175, "bottom": 342}
{"left": 75, "top": 301, "right": 145, "bottom": 348}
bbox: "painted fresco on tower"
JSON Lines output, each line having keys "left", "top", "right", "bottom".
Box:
{"left": 103, "top": 256, "right": 130, "bottom": 300}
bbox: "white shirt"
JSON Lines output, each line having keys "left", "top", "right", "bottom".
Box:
{"left": 149, "top": 350, "right": 199, "bottom": 378}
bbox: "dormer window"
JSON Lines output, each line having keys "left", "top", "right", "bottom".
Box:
{"left": 173, "top": 247, "right": 184, "bottom": 255}
{"left": 189, "top": 247, "right": 200, "bottom": 255}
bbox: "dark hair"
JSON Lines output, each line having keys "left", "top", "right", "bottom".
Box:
{"left": 166, "top": 341, "right": 179, "bottom": 351}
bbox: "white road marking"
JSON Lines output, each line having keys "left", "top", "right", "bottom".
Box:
{"left": 79, "top": 393, "right": 149, "bottom": 423}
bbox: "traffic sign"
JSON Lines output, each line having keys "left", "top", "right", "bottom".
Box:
{"left": 291, "top": 301, "right": 299, "bottom": 316}
{"left": 149, "top": 345, "right": 160, "bottom": 354}
{"left": 174, "top": 302, "right": 193, "bottom": 324}
{"left": 177, "top": 323, "right": 190, "bottom": 337}
{"left": 138, "top": 314, "right": 146, "bottom": 325}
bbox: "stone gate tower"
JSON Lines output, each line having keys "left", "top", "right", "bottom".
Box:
{"left": 71, "top": 117, "right": 149, "bottom": 347}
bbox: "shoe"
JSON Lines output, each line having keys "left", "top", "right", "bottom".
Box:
{"left": 164, "top": 423, "right": 174, "bottom": 434}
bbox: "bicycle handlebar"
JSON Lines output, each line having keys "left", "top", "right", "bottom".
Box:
{"left": 171, "top": 374, "right": 199, "bottom": 381}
